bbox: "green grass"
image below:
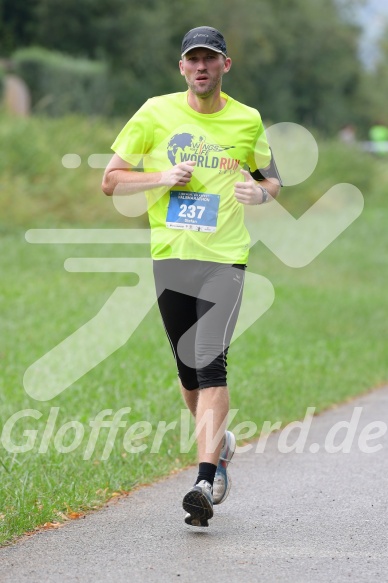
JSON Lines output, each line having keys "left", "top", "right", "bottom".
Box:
{"left": 0, "top": 114, "right": 387, "bottom": 545}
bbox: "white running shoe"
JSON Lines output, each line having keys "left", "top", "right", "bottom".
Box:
{"left": 212, "top": 430, "right": 236, "bottom": 505}
{"left": 183, "top": 480, "right": 213, "bottom": 527}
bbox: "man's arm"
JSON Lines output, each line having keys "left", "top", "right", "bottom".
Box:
{"left": 101, "top": 153, "right": 196, "bottom": 196}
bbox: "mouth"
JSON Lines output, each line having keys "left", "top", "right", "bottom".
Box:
{"left": 196, "top": 76, "right": 209, "bottom": 81}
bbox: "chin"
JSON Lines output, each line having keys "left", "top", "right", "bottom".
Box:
{"left": 194, "top": 85, "right": 214, "bottom": 97}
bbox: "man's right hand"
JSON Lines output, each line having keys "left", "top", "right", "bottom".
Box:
{"left": 161, "top": 160, "right": 196, "bottom": 187}
{"left": 102, "top": 155, "right": 196, "bottom": 196}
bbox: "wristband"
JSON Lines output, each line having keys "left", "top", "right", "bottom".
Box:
{"left": 258, "top": 186, "right": 270, "bottom": 204}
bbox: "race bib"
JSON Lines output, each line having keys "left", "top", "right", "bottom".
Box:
{"left": 166, "top": 191, "right": 220, "bottom": 233}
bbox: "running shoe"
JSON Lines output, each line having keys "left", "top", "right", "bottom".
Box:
{"left": 212, "top": 430, "right": 236, "bottom": 505}
{"left": 183, "top": 480, "right": 213, "bottom": 527}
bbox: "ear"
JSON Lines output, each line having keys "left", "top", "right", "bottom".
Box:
{"left": 224, "top": 57, "right": 232, "bottom": 74}
{"left": 179, "top": 59, "right": 185, "bottom": 76}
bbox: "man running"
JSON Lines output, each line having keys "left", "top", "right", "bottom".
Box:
{"left": 102, "top": 25, "right": 281, "bottom": 527}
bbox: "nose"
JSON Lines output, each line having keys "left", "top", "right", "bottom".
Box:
{"left": 196, "top": 59, "right": 207, "bottom": 70}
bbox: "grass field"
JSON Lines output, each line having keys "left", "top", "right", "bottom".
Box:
{"left": 0, "top": 114, "right": 387, "bottom": 545}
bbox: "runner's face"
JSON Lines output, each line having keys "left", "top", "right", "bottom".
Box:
{"left": 179, "top": 49, "right": 231, "bottom": 97}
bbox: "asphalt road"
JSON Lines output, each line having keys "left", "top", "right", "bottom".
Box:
{"left": 1, "top": 387, "right": 387, "bottom": 583}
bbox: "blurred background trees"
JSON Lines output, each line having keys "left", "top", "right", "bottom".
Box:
{"left": 0, "top": 0, "right": 386, "bottom": 135}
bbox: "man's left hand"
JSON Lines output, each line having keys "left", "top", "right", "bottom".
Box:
{"left": 234, "top": 169, "right": 266, "bottom": 205}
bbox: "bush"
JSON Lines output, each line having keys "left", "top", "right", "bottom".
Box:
{"left": 12, "top": 47, "right": 112, "bottom": 116}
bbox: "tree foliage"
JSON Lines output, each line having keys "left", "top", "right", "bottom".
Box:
{"left": 1, "top": 0, "right": 386, "bottom": 134}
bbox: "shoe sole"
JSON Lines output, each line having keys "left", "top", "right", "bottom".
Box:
{"left": 184, "top": 514, "right": 209, "bottom": 527}
{"left": 182, "top": 490, "right": 213, "bottom": 527}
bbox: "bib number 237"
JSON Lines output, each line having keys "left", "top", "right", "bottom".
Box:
{"left": 166, "top": 191, "right": 220, "bottom": 233}
{"left": 178, "top": 204, "right": 205, "bottom": 220}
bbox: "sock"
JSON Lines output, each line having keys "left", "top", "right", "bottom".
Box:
{"left": 195, "top": 462, "right": 217, "bottom": 487}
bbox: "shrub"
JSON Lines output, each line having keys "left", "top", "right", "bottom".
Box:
{"left": 12, "top": 47, "right": 112, "bottom": 116}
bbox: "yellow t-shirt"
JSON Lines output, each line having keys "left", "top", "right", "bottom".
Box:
{"left": 112, "top": 91, "right": 271, "bottom": 264}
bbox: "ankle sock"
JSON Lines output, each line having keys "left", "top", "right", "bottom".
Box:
{"left": 195, "top": 462, "right": 217, "bottom": 486}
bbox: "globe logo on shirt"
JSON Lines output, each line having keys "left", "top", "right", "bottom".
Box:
{"left": 167, "top": 133, "right": 236, "bottom": 167}
{"left": 167, "top": 133, "right": 195, "bottom": 165}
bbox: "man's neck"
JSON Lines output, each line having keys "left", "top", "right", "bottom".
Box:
{"left": 187, "top": 90, "right": 227, "bottom": 114}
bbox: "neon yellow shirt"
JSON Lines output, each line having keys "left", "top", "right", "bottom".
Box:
{"left": 112, "top": 91, "right": 271, "bottom": 264}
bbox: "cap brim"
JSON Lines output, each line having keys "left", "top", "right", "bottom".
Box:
{"left": 181, "top": 44, "right": 226, "bottom": 57}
